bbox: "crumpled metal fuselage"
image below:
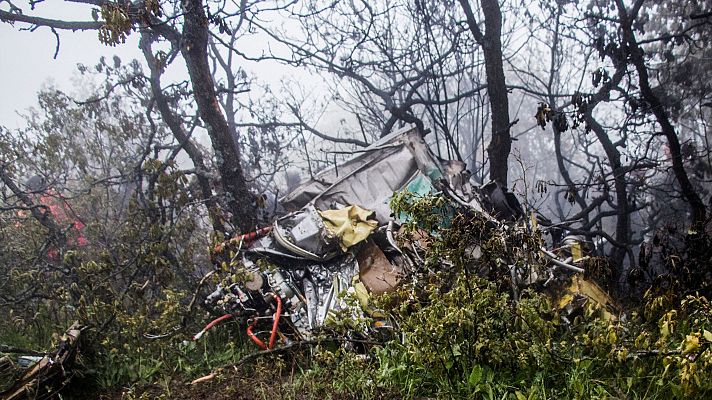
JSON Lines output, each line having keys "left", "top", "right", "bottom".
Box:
{"left": 203, "top": 126, "right": 608, "bottom": 346}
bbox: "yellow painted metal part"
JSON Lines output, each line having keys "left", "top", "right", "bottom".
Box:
{"left": 557, "top": 274, "right": 617, "bottom": 321}
{"left": 571, "top": 241, "right": 583, "bottom": 262}
{"left": 319, "top": 205, "right": 378, "bottom": 251}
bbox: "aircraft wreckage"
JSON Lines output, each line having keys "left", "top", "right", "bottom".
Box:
{"left": 200, "top": 126, "right": 615, "bottom": 350}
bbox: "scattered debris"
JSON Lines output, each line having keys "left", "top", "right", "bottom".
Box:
{"left": 203, "top": 126, "right": 615, "bottom": 349}
{"left": 190, "top": 372, "right": 217, "bottom": 385}
{"left": 0, "top": 322, "right": 82, "bottom": 400}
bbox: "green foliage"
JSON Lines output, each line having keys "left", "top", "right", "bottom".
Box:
{"left": 98, "top": 2, "right": 163, "bottom": 46}
{"left": 2, "top": 129, "right": 711, "bottom": 399}
{"left": 296, "top": 194, "right": 712, "bottom": 399}
{"left": 0, "top": 86, "right": 243, "bottom": 392}
{"left": 290, "top": 348, "right": 385, "bottom": 399}
{"left": 31, "top": 191, "right": 705, "bottom": 399}
{"left": 390, "top": 190, "right": 452, "bottom": 233}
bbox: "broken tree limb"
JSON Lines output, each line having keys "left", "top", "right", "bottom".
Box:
{"left": 234, "top": 337, "right": 383, "bottom": 366}
{"left": 0, "top": 322, "right": 82, "bottom": 400}
{"left": 190, "top": 373, "right": 217, "bottom": 385}
{"left": 0, "top": 347, "right": 44, "bottom": 357}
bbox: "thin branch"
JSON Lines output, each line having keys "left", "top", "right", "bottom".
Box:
{"left": 0, "top": 9, "right": 103, "bottom": 30}
{"left": 287, "top": 104, "right": 369, "bottom": 147}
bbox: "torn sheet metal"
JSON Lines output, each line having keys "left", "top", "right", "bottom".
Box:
{"left": 268, "top": 203, "right": 379, "bottom": 260}
{"left": 479, "top": 181, "right": 523, "bottom": 221}
{"left": 281, "top": 126, "right": 479, "bottom": 223}
{"left": 202, "top": 125, "right": 611, "bottom": 350}
{"left": 272, "top": 204, "right": 341, "bottom": 261}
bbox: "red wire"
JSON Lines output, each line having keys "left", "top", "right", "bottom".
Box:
{"left": 193, "top": 314, "right": 233, "bottom": 340}
{"left": 269, "top": 295, "right": 282, "bottom": 349}
{"left": 196, "top": 296, "right": 282, "bottom": 348}
{"left": 235, "top": 226, "right": 272, "bottom": 243}
{"left": 213, "top": 226, "right": 273, "bottom": 255}
{"left": 246, "top": 294, "right": 282, "bottom": 350}
{"left": 247, "top": 320, "right": 267, "bottom": 350}
{"left": 205, "top": 314, "right": 233, "bottom": 331}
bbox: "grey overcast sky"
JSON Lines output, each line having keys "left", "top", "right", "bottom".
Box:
{"left": 0, "top": 3, "right": 306, "bottom": 127}
{"left": 0, "top": 3, "right": 149, "bottom": 129}
{"left": 0, "top": 2, "right": 356, "bottom": 147}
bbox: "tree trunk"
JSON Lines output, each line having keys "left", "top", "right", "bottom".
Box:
{"left": 459, "top": 0, "right": 512, "bottom": 185}
{"left": 581, "top": 62, "right": 633, "bottom": 268}
{"left": 615, "top": 0, "right": 706, "bottom": 227}
{"left": 181, "top": 0, "right": 256, "bottom": 233}
{"left": 140, "top": 32, "right": 227, "bottom": 234}
{"left": 586, "top": 116, "right": 629, "bottom": 267}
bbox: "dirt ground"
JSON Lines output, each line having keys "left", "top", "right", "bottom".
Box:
{"left": 66, "top": 369, "right": 281, "bottom": 400}
{"left": 62, "top": 362, "right": 344, "bottom": 400}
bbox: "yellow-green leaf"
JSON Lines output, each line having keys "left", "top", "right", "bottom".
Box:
{"left": 682, "top": 334, "right": 700, "bottom": 355}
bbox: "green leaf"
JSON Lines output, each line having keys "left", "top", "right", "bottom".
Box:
{"left": 452, "top": 343, "right": 462, "bottom": 356}
{"left": 469, "top": 365, "right": 483, "bottom": 388}
{"left": 703, "top": 330, "right": 712, "bottom": 342}
{"left": 681, "top": 333, "right": 700, "bottom": 355}
{"left": 485, "top": 366, "right": 494, "bottom": 383}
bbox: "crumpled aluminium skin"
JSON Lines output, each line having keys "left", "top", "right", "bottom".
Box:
{"left": 207, "top": 125, "right": 591, "bottom": 343}
{"left": 271, "top": 204, "right": 340, "bottom": 261}
{"left": 280, "top": 126, "right": 481, "bottom": 224}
